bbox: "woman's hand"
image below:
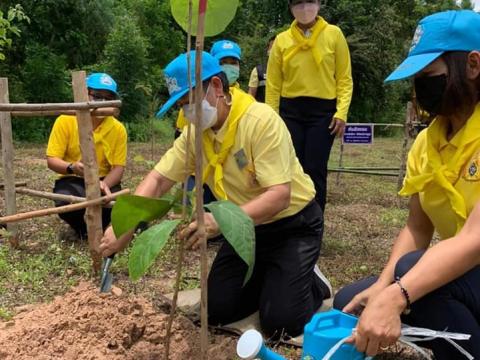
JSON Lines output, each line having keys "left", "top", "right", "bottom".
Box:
{"left": 180, "top": 213, "right": 220, "bottom": 250}
{"left": 343, "top": 281, "right": 389, "bottom": 316}
{"left": 329, "top": 117, "right": 346, "bottom": 137}
{"left": 348, "top": 285, "right": 406, "bottom": 357}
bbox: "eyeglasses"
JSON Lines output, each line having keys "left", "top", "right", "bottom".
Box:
{"left": 88, "top": 92, "right": 116, "bottom": 102}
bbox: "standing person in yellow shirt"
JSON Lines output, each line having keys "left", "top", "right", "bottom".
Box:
{"left": 101, "top": 51, "right": 332, "bottom": 337}
{"left": 46, "top": 73, "right": 127, "bottom": 240}
{"left": 332, "top": 10, "right": 480, "bottom": 359}
{"left": 248, "top": 35, "right": 276, "bottom": 103}
{"left": 266, "top": 0, "right": 353, "bottom": 212}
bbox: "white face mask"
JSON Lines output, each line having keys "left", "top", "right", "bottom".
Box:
{"left": 292, "top": 3, "right": 319, "bottom": 25}
{"left": 182, "top": 84, "right": 219, "bottom": 130}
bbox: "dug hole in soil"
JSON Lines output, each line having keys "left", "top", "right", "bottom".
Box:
{"left": 0, "top": 282, "right": 235, "bottom": 359}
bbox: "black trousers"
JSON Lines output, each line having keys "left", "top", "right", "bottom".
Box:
{"left": 280, "top": 97, "right": 337, "bottom": 213}
{"left": 208, "top": 201, "right": 327, "bottom": 338}
{"left": 53, "top": 176, "right": 121, "bottom": 238}
{"left": 333, "top": 250, "right": 480, "bottom": 360}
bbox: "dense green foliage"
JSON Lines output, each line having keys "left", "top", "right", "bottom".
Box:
{"left": 0, "top": 0, "right": 474, "bottom": 142}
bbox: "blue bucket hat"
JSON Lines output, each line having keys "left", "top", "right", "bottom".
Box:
{"left": 210, "top": 40, "right": 242, "bottom": 61}
{"left": 86, "top": 73, "right": 119, "bottom": 96}
{"left": 156, "top": 51, "right": 222, "bottom": 117}
{"left": 385, "top": 10, "right": 480, "bottom": 82}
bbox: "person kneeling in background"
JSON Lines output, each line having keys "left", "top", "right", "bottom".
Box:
{"left": 46, "top": 73, "right": 127, "bottom": 240}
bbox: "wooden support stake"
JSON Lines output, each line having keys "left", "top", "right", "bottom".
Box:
{"left": 164, "top": 2, "right": 194, "bottom": 359}
{"left": 0, "top": 181, "right": 27, "bottom": 189}
{"left": 195, "top": 1, "right": 209, "bottom": 358}
{"left": 0, "top": 100, "right": 121, "bottom": 112}
{"left": 11, "top": 108, "right": 120, "bottom": 118}
{"left": 0, "top": 189, "right": 129, "bottom": 223}
{"left": 16, "top": 187, "right": 118, "bottom": 208}
{"left": 335, "top": 143, "right": 345, "bottom": 186}
{"left": 0, "top": 78, "right": 18, "bottom": 247}
{"left": 72, "top": 71, "right": 103, "bottom": 273}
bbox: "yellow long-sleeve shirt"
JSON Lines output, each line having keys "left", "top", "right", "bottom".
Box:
{"left": 266, "top": 17, "right": 353, "bottom": 121}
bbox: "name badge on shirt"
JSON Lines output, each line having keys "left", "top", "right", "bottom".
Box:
{"left": 234, "top": 148, "right": 249, "bottom": 170}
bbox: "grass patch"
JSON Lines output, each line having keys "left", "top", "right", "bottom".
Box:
{"left": 380, "top": 207, "right": 409, "bottom": 227}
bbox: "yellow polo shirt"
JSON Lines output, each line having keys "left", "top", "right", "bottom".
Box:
{"left": 155, "top": 102, "right": 315, "bottom": 222}
{"left": 266, "top": 17, "right": 353, "bottom": 121}
{"left": 46, "top": 115, "right": 127, "bottom": 177}
{"left": 404, "top": 107, "right": 480, "bottom": 239}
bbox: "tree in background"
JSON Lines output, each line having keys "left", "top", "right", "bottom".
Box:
{"left": 0, "top": 0, "right": 475, "bottom": 141}
{"left": 0, "top": 4, "right": 29, "bottom": 61}
{"left": 102, "top": 15, "right": 149, "bottom": 122}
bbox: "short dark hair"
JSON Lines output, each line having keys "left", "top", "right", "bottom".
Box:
{"left": 203, "top": 72, "right": 230, "bottom": 93}
{"left": 441, "top": 51, "right": 479, "bottom": 117}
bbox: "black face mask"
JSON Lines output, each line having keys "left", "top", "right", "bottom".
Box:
{"left": 414, "top": 74, "right": 447, "bottom": 116}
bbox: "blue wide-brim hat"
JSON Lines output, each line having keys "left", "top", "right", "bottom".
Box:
{"left": 156, "top": 51, "right": 222, "bottom": 118}
{"left": 210, "top": 40, "right": 242, "bottom": 61}
{"left": 385, "top": 10, "right": 480, "bottom": 82}
{"left": 86, "top": 73, "right": 119, "bottom": 96}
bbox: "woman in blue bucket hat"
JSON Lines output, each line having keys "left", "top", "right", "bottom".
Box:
{"left": 100, "top": 51, "right": 332, "bottom": 338}
{"left": 334, "top": 10, "right": 480, "bottom": 359}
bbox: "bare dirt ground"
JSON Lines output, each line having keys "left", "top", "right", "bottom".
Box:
{"left": 0, "top": 138, "right": 424, "bottom": 359}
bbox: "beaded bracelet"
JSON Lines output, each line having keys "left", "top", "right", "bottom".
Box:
{"left": 395, "top": 276, "right": 411, "bottom": 315}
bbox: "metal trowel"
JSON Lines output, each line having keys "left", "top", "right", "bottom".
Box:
{"left": 100, "top": 254, "right": 115, "bottom": 293}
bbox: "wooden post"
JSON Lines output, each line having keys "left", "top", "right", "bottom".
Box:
{"left": 72, "top": 71, "right": 103, "bottom": 272}
{"left": 397, "top": 102, "right": 413, "bottom": 201}
{"left": 195, "top": 1, "right": 209, "bottom": 358}
{"left": 335, "top": 143, "right": 345, "bottom": 186}
{"left": 0, "top": 78, "right": 18, "bottom": 247}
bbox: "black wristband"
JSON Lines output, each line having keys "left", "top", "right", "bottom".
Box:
{"left": 395, "top": 276, "right": 411, "bottom": 315}
{"left": 66, "top": 163, "right": 74, "bottom": 174}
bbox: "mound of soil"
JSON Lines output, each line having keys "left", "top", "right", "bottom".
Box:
{"left": 0, "top": 282, "right": 235, "bottom": 359}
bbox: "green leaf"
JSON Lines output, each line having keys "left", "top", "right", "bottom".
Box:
{"left": 128, "top": 220, "right": 181, "bottom": 281}
{"left": 171, "top": 0, "right": 239, "bottom": 37}
{"left": 111, "top": 195, "right": 174, "bottom": 238}
{"left": 205, "top": 201, "right": 255, "bottom": 285}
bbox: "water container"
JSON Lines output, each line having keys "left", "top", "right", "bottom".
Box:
{"left": 237, "top": 329, "right": 286, "bottom": 360}
{"left": 302, "top": 309, "right": 366, "bottom": 360}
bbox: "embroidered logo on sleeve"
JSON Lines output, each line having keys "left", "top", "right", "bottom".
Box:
{"left": 463, "top": 158, "right": 480, "bottom": 181}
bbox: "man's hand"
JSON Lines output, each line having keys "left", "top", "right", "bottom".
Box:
{"left": 99, "top": 226, "right": 125, "bottom": 257}
{"left": 180, "top": 213, "right": 220, "bottom": 250}
{"left": 73, "top": 161, "right": 84, "bottom": 176}
{"left": 329, "top": 117, "right": 346, "bottom": 137}
{"left": 99, "top": 180, "right": 111, "bottom": 196}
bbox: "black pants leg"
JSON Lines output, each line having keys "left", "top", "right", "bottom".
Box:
{"left": 333, "top": 250, "right": 480, "bottom": 359}
{"left": 53, "top": 177, "right": 121, "bottom": 238}
{"left": 280, "top": 97, "right": 336, "bottom": 213}
{"left": 208, "top": 201, "right": 326, "bottom": 338}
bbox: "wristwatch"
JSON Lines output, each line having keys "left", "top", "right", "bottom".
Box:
{"left": 66, "top": 163, "right": 74, "bottom": 174}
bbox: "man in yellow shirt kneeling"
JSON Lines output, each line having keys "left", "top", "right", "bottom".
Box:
{"left": 46, "top": 73, "right": 127, "bottom": 240}
{"left": 100, "top": 52, "right": 332, "bottom": 338}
